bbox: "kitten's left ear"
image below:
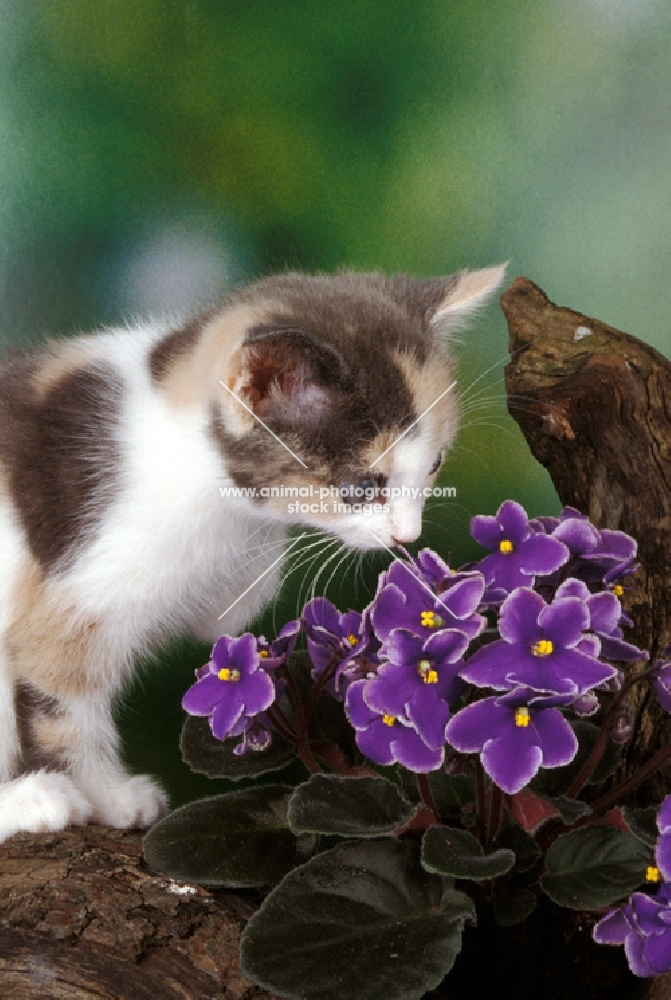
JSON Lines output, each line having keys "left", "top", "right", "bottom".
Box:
{"left": 222, "top": 328, "right": 347, "bottom": 432}
{"left": 427, "top": 263, "right": 508, "bottom": 337}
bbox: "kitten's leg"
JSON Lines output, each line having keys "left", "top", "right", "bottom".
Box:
{"left": 0, "top": 771, "right": 92, "bottom": 842}
{"left": 40, "top": 693, "right": 169, "bottom": 829}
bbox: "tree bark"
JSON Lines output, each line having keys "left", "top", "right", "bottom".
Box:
{"left": 501, "top": 276, "right": 671, "bottom": 801}
{"left": 0, "top": 824, "right": 277, "bottom": 1000}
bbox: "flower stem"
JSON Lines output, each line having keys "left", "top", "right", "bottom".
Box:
{"left": 589, "top": 742, "right": 671, "bottom": 817}
{"left": 304, "top": 652, "right": 341, "bottom": 721}
{"left": 417, "top": 773, "right": 437, "bottom": 819}
{"left": 487, "top": 782, "right": 503, "bottom": 847}
{"left": 565, "top": 665, "right": 655, "bottom": 800}
{"left": 475, "top": 761, "right": 487, "bottom": 843}
{"left": 264, "top": 704, "right": 297, "bottom": 744}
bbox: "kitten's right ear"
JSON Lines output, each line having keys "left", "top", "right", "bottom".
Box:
{"left": 220, "top": 328, "right": 346, "bottom": 433}
{"left": 428, "top": 264, "right": 507, "bottom": 337}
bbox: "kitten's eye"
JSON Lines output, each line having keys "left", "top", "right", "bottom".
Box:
{"left": 337, "top": 472, "right": 387, "bottom": 505}
{"left": 428, "top": 452, "right": 443, "bottom": 476}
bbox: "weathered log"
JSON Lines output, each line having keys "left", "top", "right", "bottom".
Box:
{"left": 501, "top": 276, "right": 671, "bottom": 801}
{"left": 0, "top": 824, "right": 277, "bottom": 999}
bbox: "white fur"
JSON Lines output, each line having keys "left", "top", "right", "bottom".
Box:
{"left": 0, "top": 771, "right": 93, "bottom": 840}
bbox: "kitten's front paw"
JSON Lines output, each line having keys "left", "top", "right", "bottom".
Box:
{"left": 0, "top": 771, "right": 93, "bottom": 842}
{"left": 88, "top": 775, "right": 168, "bottom": 829}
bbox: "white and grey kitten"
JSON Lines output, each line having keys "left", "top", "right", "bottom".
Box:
{"left": 0, "top": 264, "right": 505, "bottom": 841}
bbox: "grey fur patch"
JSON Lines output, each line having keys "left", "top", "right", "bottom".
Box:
{"left": 15, "top": 681, "right": 62, "bottom": 773}
{"left": 0, "top": 353, "right": 123, "bottom": 571}
{"left": 148, "top": 313, "right": 209, "bottom": 383}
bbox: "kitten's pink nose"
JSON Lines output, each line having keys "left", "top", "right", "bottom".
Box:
{"left": 392, "top": 532, "right": 420, "bottom": 546}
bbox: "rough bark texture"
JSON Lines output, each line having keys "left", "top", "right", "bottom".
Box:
{"left": 0, "top": 824, "right": 277, "bottom": 1000}
{"left": 501, "top": 276, "right": 671, "bottom": 801}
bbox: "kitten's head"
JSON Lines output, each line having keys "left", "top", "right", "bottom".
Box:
{"left": 207, "top": 266, "right": 506, "bottom": 549}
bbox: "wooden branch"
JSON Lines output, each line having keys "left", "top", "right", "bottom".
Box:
{"left": 501, "top": 277, "right": 671, "bottom": 800}
{"left": 0, "top": 824, "right": 277, "bottom": 999}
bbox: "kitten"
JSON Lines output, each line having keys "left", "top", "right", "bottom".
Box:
{"left": 0, "top": 264, "right": 505, "bottom": 841}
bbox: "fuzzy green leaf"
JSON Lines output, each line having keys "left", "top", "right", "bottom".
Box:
{"left": 143, "top": 785, "right": 312, "bottom": 887}
{"left": 241, "top": 839, "right": 475, "bottom": 1000}
{"left": 541, "top": 825, "right": 651, "bottom": 909}
{"left": 421, "top": 825, "right": 515, "bottom": 881}
{"left": 493, "top": 877, "right": 538, "bottom": 927}
{"left": 492, "top": 823, "right": 541, "bottom": 873}
{"left": 288, "top": 774, "right": 416, "bottom": 836}
{"left": 180, "top": 714, "right": 294, "bottom": 780}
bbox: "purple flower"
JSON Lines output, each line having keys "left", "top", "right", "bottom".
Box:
{"left": 445, "top": 687, "right": 578, "bottom": 794}
{"left": 302, "top": 597, "right": 380, "bottom": 699}
{"left": 344, "top": 679, "right": 444, "bottom": 772}
{"left": 593, "top": 884, "right": 671, "bottom": 977}
{"left": 257, "top": 618, "right": 302, "bottom": 669}
{"left": 372, "top": 558, "right": 485, "bottom": 646}
{"left": 555, "top": 579, "right": 648, "bottom": 663}
{"left": 182, "top": 633, "right": 276, "bottom": 741}
{"left": 364, "top": 629, "right": 469, "bottom": 750}
{"left": 461, "top": 587, "right": 617, "bottom": 696}
{"left": 470, "top": 500, "right": 569, "bottom": 592}
{"left": 651, "top": 648, "right": 671, "bottom": 713}
{"left": 656, "top": 795, "right": 671, "bottom": 882}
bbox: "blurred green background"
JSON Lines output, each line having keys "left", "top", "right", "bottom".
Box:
{"left": 2, "top": 0, "right": 670, "bottom": 803}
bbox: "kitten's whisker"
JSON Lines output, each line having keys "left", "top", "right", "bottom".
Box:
{"left": 322, "top": 545, "right": 354, "bottom": 601}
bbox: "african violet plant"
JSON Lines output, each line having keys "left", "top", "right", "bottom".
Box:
{"left": 144, "top": 501, "right": 671, "bottom": 999}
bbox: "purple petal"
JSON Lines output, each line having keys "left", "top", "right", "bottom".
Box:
{"left": 392, "top": 724, "right": 445, "bottom": 772}
{"left": 210, "top": 696, "right": 245, "bottom": 740}
{"left": 460, "top": 640, "right": 528, "bottom": 691}
{"left": 385, "top": 629, "right": 425, "bottom": 666}
{"left": 481, "top": 729, "right": 544, "bottom": 794}
{"left": 355, "top": 720, "right": 396, "bottom": 766}
{"left": 345, "top": 679, "right": 376, "bottom": 729}
{"left": 423, "top": 628, "right": 471, "bottom": 663}
{"left": 552, "top": 517, "right": 600, "bottom": 554}
{"left": 548, "top": 647, "right": 617, "bottom": 695}
{"left": 656, "top": 836, "right": 671, "bottom": 882}
{"left": 625, "top": 934, "right": 655, "bottom": 977}
{"left": 365, "top": 662, "right": 419, "bottom": 716}
{"left": 446, "top": 698, "right": 505, "bottom": 753}
{"left": 439, "top": 575, "right": 486, "bottom": 620}
{"left": 599, "top": 530, "right": 637, "bottom": 562}
{"left": 182, "top": 673, "right": 227, "bottom": 716}
{"left": 470, "top": 513, "right": 503, "bottom": 550}
{"left": 517, "top": 533, "right": 569, "bottom": 575}
{"left": 644, "top": 931, "right": 671, "bottom": 974}
{"left": 532, "top": 708, "right": 579, "bottom": 767}
{"left": 303, "top": 596, "right": 342, "bottom": 635}
{"left": 498, "top": 589, "right": 546, "bottom": 645}
{"left": 239, "top": 669, "right": 276, "bottom": 716}
{"left": 588, "top": 592, "right": 622, "bottom": 635}
{"left": 497, "top": 500, "right": 530, "bottom": 543}
{"left": 598, "top": 633, "right": 648, "bottom": 662}
{"left": 593, "top": 907, "right": 632, "bottom": 945}
{"left": 538, "top": 597, "right": 590, "bottom": 648}
{"left": 555, "top": 578, "right": 591, "bottom": 601}
{"left": 407, "top": 688, "right": 451, "bottom": 751}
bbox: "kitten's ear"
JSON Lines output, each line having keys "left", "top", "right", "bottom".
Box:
{"left": 424, "top": 263, "right": 507, "bottom": 337}
{"left": 222, "top": 328, "right": 345, "bottom": 430}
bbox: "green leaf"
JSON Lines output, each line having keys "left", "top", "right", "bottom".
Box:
{"left": 143, "top": 785, "right": 312, "bottom": 887}
{"left": 241, "top": 839, "right": 475, "bottom": 1000}
{"left": 492, "top": 823, "right": 541, "bottom": 873}
{"left": 543, "top": 795, "right": 592, "bottom": 825}
{"left": 541, "top": 825, "right": 651, "bottom": 909}
{"left": 421, "top": 825, "right": 515, "bottom": 881}
{"left": 180, "top": 714, "right": 295, "bottom": 780}
{"left": 623, "top": 806, "right": 659, "bottom": 848}
{"left": 288, "top": 774, "right": 416, "bottom": 836}
{"left": 493, "top": 877, "right": 537, "bottom": 927}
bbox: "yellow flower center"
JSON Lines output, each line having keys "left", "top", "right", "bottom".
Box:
{"left": 515, "top": 707, "right": 531, "bottom": 728}
{"left": 646, "top": 866, "right": 662, "bottom": 883}
{"left": 259, "top": 650, "right": 269, "bottom": 658}
{"left": 531, "top": 640, "right": 554, "bottom": 657}
{"left": 421, "top": 610, "right": 445, "bottom": 629}
{"left": 347, "top": 634, "right": 358, "bottom": 646}
{"left": 499, "top": 539, "right": 514, "bottom": 554}
{"left": 612, "top": 584, "right": 624, "bottom": 597}
{"left": 382, "top": 714, "right": 396, "bottom": 727}
{"left": 218, "top": 667, "right": 241, "bottom": 682}
{"left": 418, "top": 659, "right": 438, "bottom": 684}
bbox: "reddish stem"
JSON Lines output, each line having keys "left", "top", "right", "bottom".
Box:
{"left": 417, "top": 774, "right": 438, "bottom": 821}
